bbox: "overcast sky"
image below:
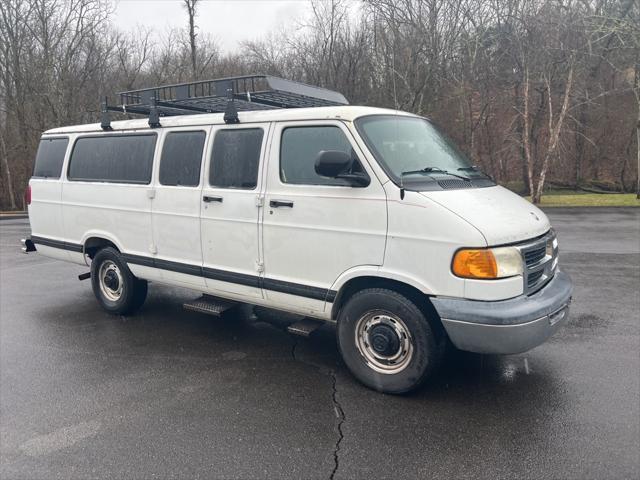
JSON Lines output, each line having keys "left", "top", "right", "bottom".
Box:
{"left": 113, "top": 0, "right": 313, "bottom": 52}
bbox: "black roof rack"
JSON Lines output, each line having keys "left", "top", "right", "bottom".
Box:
{"left": 106, "top": 75, "right": 348, "bottom": 119}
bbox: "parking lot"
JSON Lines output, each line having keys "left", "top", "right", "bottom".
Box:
{"left": 1, "top": 208, "right": 638, "bottom": 479}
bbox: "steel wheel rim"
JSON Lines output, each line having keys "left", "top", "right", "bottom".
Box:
{"left": 99, "top": 260, "right": 123, "bottom": 302}
{"left": 355, "top": 310, "right": 414, "bottom": 375}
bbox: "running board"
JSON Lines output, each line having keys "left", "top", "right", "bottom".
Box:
{"left": 183, "top": 295, "right": 237, "bottom": 317}
{"left": 286, "top": 318, "right": 324, "bottom": 337}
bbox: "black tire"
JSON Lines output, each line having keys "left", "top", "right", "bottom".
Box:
{"left": 337, "top": 288, "right": 444, "bottom": 394}
{"left": 91, "top": 247, "right": 147, "bottom": 315}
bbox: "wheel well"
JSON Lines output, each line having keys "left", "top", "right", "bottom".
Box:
{"left": 331, "top": 276, "right": 445, "bottom": 340}
{"left": 84, "top": 237, "right": 119, "bottom": 259}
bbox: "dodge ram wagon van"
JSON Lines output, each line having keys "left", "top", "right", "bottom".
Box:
{"left": 22, "top": 75, "right": 573, "bottom": 393}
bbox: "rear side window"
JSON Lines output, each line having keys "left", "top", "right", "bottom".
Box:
{"left": 33, "top": 137, "right": 68, "bottom": 179}
{"left": 210, "top": 129, "right": 263, "bottom": 189}
{"left": 280, "top": 126, "right": 355, "bottom": 185}
{"left": 68, "top": 134, "right": 156, "bottom": 184}
{"left": 159, "top": 131, "right": 205, "bottom": 187}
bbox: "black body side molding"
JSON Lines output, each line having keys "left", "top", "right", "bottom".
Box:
{"left": 31, "top": 234, "right": 338, "bottom": 303}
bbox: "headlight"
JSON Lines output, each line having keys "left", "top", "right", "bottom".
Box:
{"left": 452, "top": 246, "right": 523, "bottom": 279}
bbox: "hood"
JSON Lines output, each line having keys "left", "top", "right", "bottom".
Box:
{"left": 420, "top": 185, "right": 550, "bottom": 245}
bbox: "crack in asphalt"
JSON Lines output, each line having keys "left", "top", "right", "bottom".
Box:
{"left": 329, "top": 370, "right": 345, "bottom": 480}
{"left": 290, "top": 336, "right": 345, "bottom": 480}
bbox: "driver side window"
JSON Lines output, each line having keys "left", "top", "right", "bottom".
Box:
{"left": 280, "top": 126, "right": 364, "bottom": 186}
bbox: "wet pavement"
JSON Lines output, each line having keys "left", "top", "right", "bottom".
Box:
{"left": 1, "top": 208, "right": 638, "bottom": 479}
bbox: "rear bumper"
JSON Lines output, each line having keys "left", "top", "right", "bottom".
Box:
{"left": 431, "top": 270, "right": 573, "bottom": 354}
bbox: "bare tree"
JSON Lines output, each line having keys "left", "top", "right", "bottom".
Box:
{"left": 115, "top": 27, "right": 153, "bottom": 90}
{"left": 182, "top": 0, "right": 199, "bottom": 80}
{"left": 635, "top": 52, "right": 640, "bottom": 199}
{"left": 0, "top": 0, "right": 637, "bottom": 210}
{"left": 0, "top": 0, "right": 115, "bottom": 209}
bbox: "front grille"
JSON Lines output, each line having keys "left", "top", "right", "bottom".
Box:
{"left": 524, "top": 246, "right": 546, "bottom": 266}
{"left": 527, "top": 269, "right": 544, "bottom": 287}
{"left": 516, "top": 230, "right": 558, "bottom": 295}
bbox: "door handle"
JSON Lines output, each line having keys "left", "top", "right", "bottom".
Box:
{"left": 269, "top": 199, "right": 294, "bottom": 208}
{"left": 203, "top": 195, "right": 223, "bottom": 203}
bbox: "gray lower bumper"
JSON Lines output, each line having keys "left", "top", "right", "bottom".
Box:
{"left": 431, "top": 271, "right": 573, "bottom": 354}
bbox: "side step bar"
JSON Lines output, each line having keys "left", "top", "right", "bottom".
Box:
{"left": 287, "top": 318, "right": 324, "bottom": 337}
{"left": 20, "top": 238, "right": 36, "bottom": 253}
{"left": 183, "top": 295, "right": 237, "bottom": 317}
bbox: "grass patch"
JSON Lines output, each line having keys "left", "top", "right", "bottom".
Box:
{"left": 525, "top": 193, "right": 640, "bottom": 207}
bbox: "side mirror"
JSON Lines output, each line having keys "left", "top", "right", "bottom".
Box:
{"left": 315, "top": 150, "right": 352, "bottom": 177}
{"left": 314, "top": 150, "right": 370, "bottom": 187}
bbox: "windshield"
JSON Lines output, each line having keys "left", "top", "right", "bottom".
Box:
{"left": 355, "top": 115, "right": 478, "bottom": 182}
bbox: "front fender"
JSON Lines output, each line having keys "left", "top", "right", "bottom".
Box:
{"left": 330, "top": 265, "right": 438, "bottom": 295}
{"left": 327, "top": 265, "right": 440, "bottom": 315}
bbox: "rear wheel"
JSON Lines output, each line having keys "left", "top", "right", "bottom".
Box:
{"left": 337, "top": 288, "right": 443, "bottom": 394}
{"left": 91, "top": 247, "right": 147, "bottom": 315}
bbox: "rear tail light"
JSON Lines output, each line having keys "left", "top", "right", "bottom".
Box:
{"left": 24, "top": 185, "right": 31, "bottom": 206}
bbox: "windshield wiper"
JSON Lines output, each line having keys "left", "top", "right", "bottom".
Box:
{"left": 457, "top": 165, "right": 492, "bottom": 178}
{"left": 401, "top": 166, "right": 471, "bottom": 181}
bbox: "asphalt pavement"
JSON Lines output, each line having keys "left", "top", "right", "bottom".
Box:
{"left": 1, "top": 208, "right": 638, "bottom": 479}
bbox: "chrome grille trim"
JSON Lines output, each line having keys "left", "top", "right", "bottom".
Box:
{"left": 515, "top": 230, "right": 558, "bottom": 295}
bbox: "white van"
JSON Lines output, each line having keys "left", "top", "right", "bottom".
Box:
{"left": 23, "top": 76, "right": 572, "bottom": 393}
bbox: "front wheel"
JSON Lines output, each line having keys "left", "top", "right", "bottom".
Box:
{"left": 91, "top": 247, "right": 147, "bottom": 315}
{"left": 337, "top": 288, "right": 444, "bottom": 394}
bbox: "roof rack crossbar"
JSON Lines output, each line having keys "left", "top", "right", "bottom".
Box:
{"left": 110, "top": 75, "right": 348, "bottom": 118}
{"left": 156, "top": 100, "right": 211, "bottom": 114}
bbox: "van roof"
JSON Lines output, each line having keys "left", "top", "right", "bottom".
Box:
{"left": 43, "top": 106, "right": 418, "bottom": 135}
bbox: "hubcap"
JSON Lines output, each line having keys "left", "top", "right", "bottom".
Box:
{"left": 369, "top": 324, "right": 400, "bottom": 356}
{"left": 355, "top": 311, "right": 414, "bottom": 375}
{"left": 103, "top": 270, "right": 119, "bottom": 290}
{"left": 99, "top": 260, "right": 123, "bottom": 302}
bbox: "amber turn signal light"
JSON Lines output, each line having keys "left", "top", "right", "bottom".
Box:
{"left": 452, "top": 249, "right": 498, "bottom": 279}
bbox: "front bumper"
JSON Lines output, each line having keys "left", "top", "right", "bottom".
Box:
{"left": 431, "top": 270, "right": 573, "bottom": 354}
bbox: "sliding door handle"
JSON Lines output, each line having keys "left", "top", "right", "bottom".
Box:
{"left": 269, "top": 199, "right": 294, "bottom": 208}
{"left": 203, "top": 195, "right": 223, "bottom": 203}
